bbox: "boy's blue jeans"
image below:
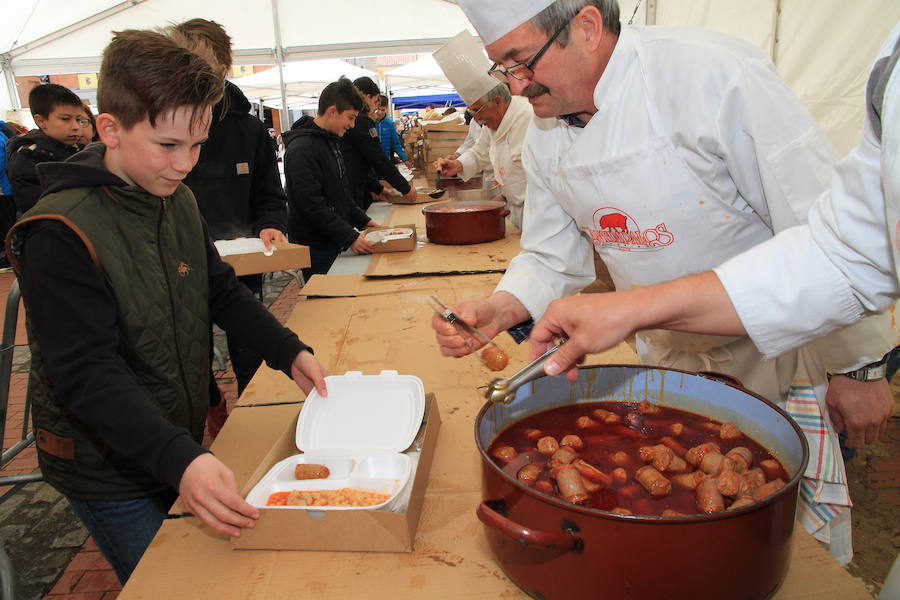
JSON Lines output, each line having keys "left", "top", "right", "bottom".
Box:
{"left": 68, "top": 489, "right": 178, "bottom": 584}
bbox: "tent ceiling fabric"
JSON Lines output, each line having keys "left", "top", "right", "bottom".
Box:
{"left": 233, "top": 59, "right": 377, "bottom": 102}
{"left": 2, "top": 0, "right": 476, "bottom": 75}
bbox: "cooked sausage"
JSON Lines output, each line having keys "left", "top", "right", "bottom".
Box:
{"left": 728, "top": 495, "right": 756, "bottom": 510}
{"left": 637, "top": 400, "right": 660, "bottom": 415}
{"left": 659, "top": 436, "right": 687, "bottom": 456}
{"left": 491, "top": 445, "right": 518, "bottom": 463}
{"left": 548, "top": 445, "right": 578, "bottom": 468}
{"left": 612, "top": 467, "right": 628, "bottom": 484}
{"left": 574, "top": 459, "right": 612, "bottom": 485}
{"left": 635, "top": 465, "right": 672, "bottom": 498}
{"left": 720, "top": 422, "right": 742, "bottom": 440}
{"left": 759, "top": 459, "right": 784, "bottom": 480}
{"left": 482, "top": 346, "right": 509, "bottom": 371}
{"left": 295, "top": 463, "right": 330, "bottom": 480}
{"left": 574, "top": 415, "right": 598, "bottom": 430}
{"left": 716, "top": 470, "right": 742, "bottom": 497}
{"left": 671, "top": 470, "right": 706, "bottom": 491}
{"left": 725, "top": 447, "right": 752, "bottom": 472}
{"left": 668, "top": 422, "right": 685, "bottom": 436}
{"left": 696, "top": 477, "right": 725, "bottom": 513}
{"left": 610, "top": 450, "right": 633, "bottom": 467}
{"left": 699, "top": 452, "right": 736, "bottom": 475}
{"left": 522, "top": 428, "right": 543, "bottom": 441}
{"left": 534, "top": 480, "right": 556, "bottom": 495}
{"left": 611, "top": 507, "right": 633, "bottom": 515}
{"left": 685, "top": 442, "right": 721, "bottom": 467}
{"left": 560, "top": 434, "right": 584, "bottom": 450}
{"left": 639, "top": 444, "right": 689, "bottom": 473}
{"left": 592, "top": 407, "right": 622, "bottom": 424}
{"left": 662, "top": 508, "right": 686, "bottom": 517}
{"left": 536, "top": 436, "right": 560, "bottom": 455}
{"left": 517, "top": 462, "right": 544, "bottom": 484}
{"left": 752, "top": 478, "right": 786, "bottom": 501}
{"left": 554, "top": 464, "right": 589, "bottom": 504}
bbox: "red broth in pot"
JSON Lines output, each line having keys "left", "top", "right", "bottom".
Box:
{"left": 487, "top": 401, "right": 787, "bottom": 517}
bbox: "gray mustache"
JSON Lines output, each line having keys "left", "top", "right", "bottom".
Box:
{"left": 522, "top": 82, "right": 550, "bottom": 98}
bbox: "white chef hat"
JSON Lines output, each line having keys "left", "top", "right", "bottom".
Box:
{"left": 433, "top": 31, "right": 499, "bottom": 106}
{"left": 456, "top": 0, "right": 556, "bottom": 45}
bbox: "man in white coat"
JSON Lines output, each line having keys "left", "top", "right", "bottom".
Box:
{"left": 433, "top": 0, "right": 896, "bottom": 563}
{"left": 431, "top": 30, "right": 551, "bottom": 231}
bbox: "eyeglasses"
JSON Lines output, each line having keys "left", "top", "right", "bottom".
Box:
{"left": 470, "top": 102, "right": 490, "bottom": 118}
{"left": 76, "top": 117, "right": 91, "bottom": 127}
{"left": 488, "top": 18, "right": 571, "bottom": 82}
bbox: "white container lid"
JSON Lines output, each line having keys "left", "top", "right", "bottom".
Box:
{"left": 296, "top": 371, "right": 425, "bottom": 455}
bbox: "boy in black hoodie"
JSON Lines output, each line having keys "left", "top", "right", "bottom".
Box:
{"left": 6, "top": 83, "right": 84, "bottom": 213}
{"left": 6, "top": 30, "right": 327, "bottom": 584}
{"left": 166, "top": 19, "right": 290, "bottom": 429}
{"left": 283, "top": 77, "right": 379, "bottom": 280}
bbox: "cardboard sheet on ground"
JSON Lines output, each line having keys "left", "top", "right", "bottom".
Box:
{"left": 364, "top": 204, "right": 521, "bottom": 277}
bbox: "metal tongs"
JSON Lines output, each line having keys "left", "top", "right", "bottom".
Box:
{"left": 429, "top": 295, "right": 501, "bottom": 366}
{"left": 485, "top": 337, "right": 568, "bottom": 405}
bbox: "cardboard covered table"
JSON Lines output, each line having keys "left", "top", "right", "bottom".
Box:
{"left": 119, "top": 275, "right": 872, "bottom": 599}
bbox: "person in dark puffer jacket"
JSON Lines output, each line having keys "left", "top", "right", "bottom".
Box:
{"left": 282, "top": 77, "right": 379, "bottom": 280}
{"left": 166, "top": 19, "right": 291, "bottom": 432}
{"left": 6, "top": 83, "right": 84, "bottom": 214}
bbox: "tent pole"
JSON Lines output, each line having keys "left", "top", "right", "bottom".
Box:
{"left": 0, "top": 54, "right": 21, "bottom": 110}
{"left": 771, "top": 0, "right": 783, "bottom": 65}
{"left": 270, "top": 0, "right": 290, "bottom": 129}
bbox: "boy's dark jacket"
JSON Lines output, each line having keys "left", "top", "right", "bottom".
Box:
{"left": 282, "top": 115, "right": 370, "bottom": 249}
{"left": 6, "top": 128, "right": 79, "bottom": 213}
{"left": 340, "top": 109, "right": 411, "bottom": 209}
{"left": 183, "top": 81, "right": 287, "bottom": 240}
{"left": 6, "top": 143, "right": 310, "bottom": 500}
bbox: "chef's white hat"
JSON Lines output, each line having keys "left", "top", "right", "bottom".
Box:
{"left": 433, "top": 31, "right": 499, "bottom": 106}
{"left": 457, "top": 0, "right": 556, "bottom": 45}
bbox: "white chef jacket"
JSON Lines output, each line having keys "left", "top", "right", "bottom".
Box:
{"left": 457, "top": 96, "right": 550, "bottom": 231}
{"left": 495, "top": 24, "right": 896, "bottom": 557}
{"left": 455, "top": 119, "right": 482, "bottom": 155}
{"left": 498, "top": 25, "right": 893, "bottom": 374}
{"left": 716, "top": 22, "right": 900, "bottom": 359}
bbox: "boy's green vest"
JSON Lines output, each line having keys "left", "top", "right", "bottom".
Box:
{"left": 9, "top": 184, "right": 210, "bottom": 499}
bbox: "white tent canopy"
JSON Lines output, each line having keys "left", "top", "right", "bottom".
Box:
{"left": 2, "top": 0, "right": 900, "bottom": 154}
{"left": 233, "top": 59, "right": 377, "bottom": 109}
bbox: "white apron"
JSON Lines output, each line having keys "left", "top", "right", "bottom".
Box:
{"left": 547, "top": 58, "right": 851, "bottom": 555}
{"left": 492, "top": 138, "right": 526, "bottom": 232}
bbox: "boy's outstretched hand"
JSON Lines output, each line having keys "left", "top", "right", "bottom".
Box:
{"left": 291, "top": 349, "right": 328, "bottom": 397}
{"left": 179, "top": 453, "right": 259, "bottom": 537}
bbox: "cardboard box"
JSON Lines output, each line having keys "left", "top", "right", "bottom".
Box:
{"left": 233, "top": 393, "right": 441, "bottom": 551}
{"left": 218, "top": 240, "right": 310, "bottom": 276}
{"left": 362, "top": 224, "right": 417, "bottom": 252}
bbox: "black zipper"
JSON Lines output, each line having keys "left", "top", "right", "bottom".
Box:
{"left": 157, "top": 197, "right": 195, "bottom": 432}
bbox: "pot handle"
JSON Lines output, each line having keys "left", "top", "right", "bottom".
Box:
{"left": 477, "top": 501, "right": 581, "bottom": 552}
{"left": 697, "top": 370, "right": 745, "bottom": 389}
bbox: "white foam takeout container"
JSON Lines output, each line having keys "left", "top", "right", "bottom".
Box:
{"left": 245, "top": 371, "right": 425, "bottom": 511}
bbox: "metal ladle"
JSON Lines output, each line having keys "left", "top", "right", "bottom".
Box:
{"left": 485, "top": 338, "right": 568, "bottom": 405}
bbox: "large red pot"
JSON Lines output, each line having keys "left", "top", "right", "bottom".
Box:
{"left": 422, "top": 199, "right": 508, "bottom": 245}
{"left": 475, "top": 365, "right": 809, "bottom": 600}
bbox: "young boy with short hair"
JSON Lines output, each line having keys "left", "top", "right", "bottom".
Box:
{"left": 282, "top": 76, "right": 379, "bottom": 279}
{"left": 6, "top": 29, "right": 327, "bottom": 584}
{"left": 6, "top": 83, "right": 85, "bottom": 213}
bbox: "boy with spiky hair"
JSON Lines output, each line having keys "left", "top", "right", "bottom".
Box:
{"left": 6, "top": 83, "right": 85, "bottom": 213}
{"left": 6, "top": 29, "right": 327, "bottom": 584}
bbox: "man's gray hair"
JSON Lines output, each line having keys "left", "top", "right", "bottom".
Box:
{"left": 533, "top": 0, "right": 621, "bottom": 44}
{"left": 477, "top": 82, "right": 512, "bottom": 105}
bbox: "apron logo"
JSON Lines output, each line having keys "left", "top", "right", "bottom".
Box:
{"left": 584, "top": 208, "right": 675, "bottom": 251}
{"left": 177, "top": 261, "right": 192, "bottom": 277}
{"left": 236, "top": 162, "right": 250, "bottom": 175}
